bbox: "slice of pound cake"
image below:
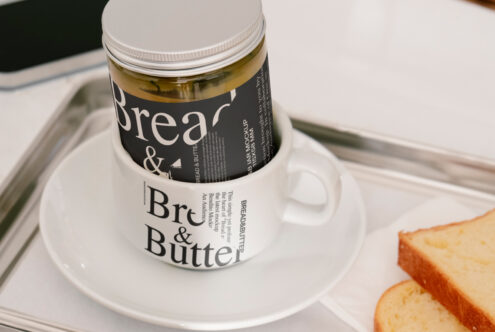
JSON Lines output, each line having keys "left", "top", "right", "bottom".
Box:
{"left": 399, "top": 209, "right": 495, "bottom": 332}
{"left": 375, "top": 280, "right": 469, "bottom": 332}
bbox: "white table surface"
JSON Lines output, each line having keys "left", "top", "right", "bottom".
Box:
{"left": 0, "top": 0, "right": 494, "bottom": 330}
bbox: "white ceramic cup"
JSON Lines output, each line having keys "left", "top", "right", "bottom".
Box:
{"left": 111, "top": 104, "right": 342, "bottom": 270}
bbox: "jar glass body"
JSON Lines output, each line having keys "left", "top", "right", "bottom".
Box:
{"left": 106, "top": 36, "right": 275, "bottom": 183}
{"left": 107, "top": 38, "right": 267, "bottom": 103}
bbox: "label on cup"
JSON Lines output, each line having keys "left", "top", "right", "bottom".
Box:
{"left": 110, "top": 57, "right": 275, "bottom": 183}
{"left": 142, "top": 183, "right": 248, "bottom": 269}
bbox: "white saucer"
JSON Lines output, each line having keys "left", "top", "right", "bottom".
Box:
{"left": 39, "top": 129, "right": 366, "bottom": 331}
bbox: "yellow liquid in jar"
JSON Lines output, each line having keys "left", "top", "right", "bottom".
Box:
{"left": 108, "top": 38, "right": 267, "bottom": 103}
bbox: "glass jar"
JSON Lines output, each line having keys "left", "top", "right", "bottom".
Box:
{"left": 102, "top": 0, "right": 275, "bottom": 183}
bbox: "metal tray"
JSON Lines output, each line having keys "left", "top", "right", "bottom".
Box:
{"left": 0, "top": 75, "right": 494, "bottom": 331}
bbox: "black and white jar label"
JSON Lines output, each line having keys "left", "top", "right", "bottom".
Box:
{"left": 110, "top": 57, "right": 274, "bottom": 183}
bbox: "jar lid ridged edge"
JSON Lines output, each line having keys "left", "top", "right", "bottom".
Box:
{"left": 102, "top": 0, "right": 265, "bottom": 76}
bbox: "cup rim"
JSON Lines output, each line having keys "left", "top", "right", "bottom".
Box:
{"left": 111, "top": 103, "right": 293, "bottom": 187}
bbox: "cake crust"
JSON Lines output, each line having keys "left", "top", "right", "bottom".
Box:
{"left": 399, "top": 208, "right": 495, "bottom": 236}
{"left": 399, "top": 222, "right": 495, "bottom": 332}
{"left": 374, "top": 280, "right": 410, "bottom": 332}
{"left": 374, "top": 279, "right": 468, "bottom": 332}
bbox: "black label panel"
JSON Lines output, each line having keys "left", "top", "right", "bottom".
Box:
{"left": 110, "top": 57, "right": 274, "bottom": 183}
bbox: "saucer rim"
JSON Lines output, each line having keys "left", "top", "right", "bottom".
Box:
{"left": 39, "top": 129, "right": 366, "bottom": 331}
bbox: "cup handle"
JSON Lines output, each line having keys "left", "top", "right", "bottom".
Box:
{"left": 282, "top": 148, "right": 342, "bottom": 226}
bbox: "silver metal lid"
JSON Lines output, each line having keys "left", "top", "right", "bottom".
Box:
{"left": 102, "top": 0, "right": 265, "bottom": 77}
